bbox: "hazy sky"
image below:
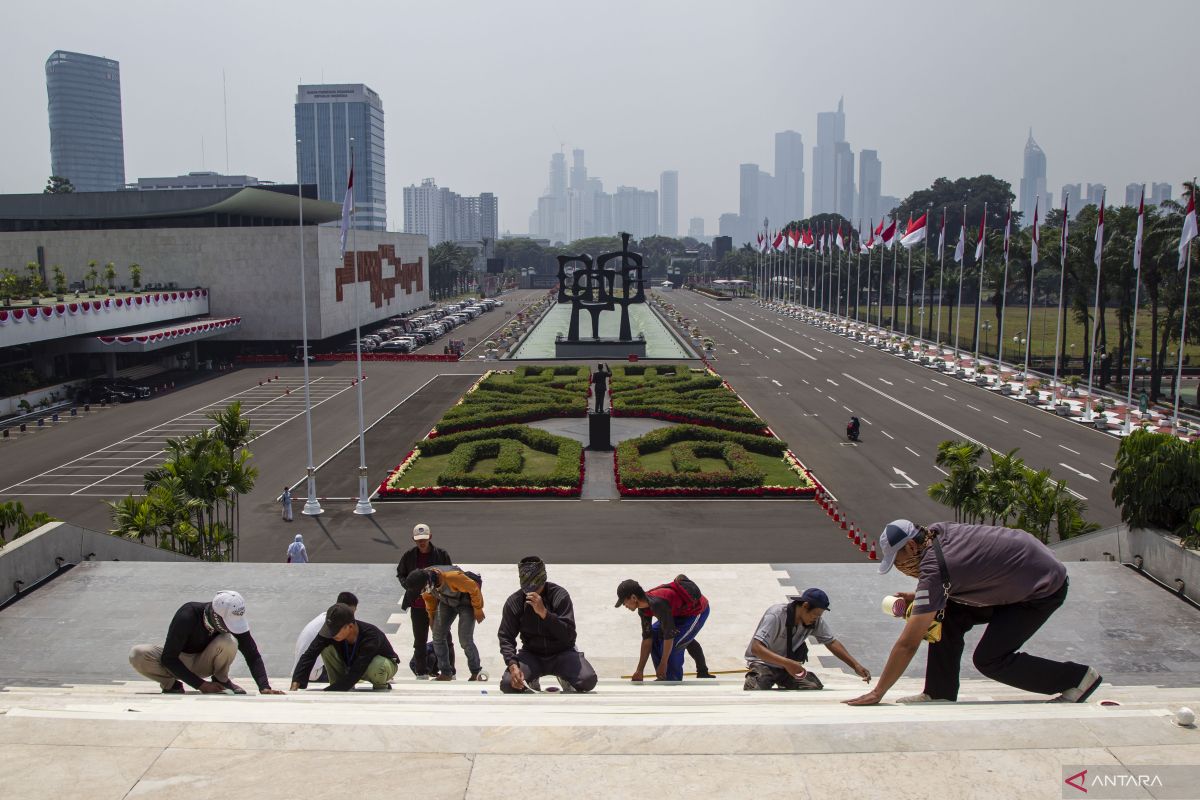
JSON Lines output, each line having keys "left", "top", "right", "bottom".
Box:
{"left": 3, "top": 0, "right": 1197, "bottom": 233}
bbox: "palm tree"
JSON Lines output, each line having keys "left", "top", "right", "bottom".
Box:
{"left": 978, "top": 448, "right": 1025, "bottom": 526}
{"left": 206, "top": 402, "right": 257, "bottom": 560}
{"left": 85, "top": 260, "right": 99, "bottom": 295}
{"left": 928, "top": 440, "right": 985, "bottom": 522}
{"left": 0, "top": 500, "right": 25, "bottom": 545}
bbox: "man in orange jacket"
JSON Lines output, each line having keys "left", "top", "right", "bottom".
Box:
{"left": 405, "top": 566, "right": 486, "bottom": 681}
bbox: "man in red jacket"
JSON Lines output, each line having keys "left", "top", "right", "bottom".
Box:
{"left": 616, "top": 575, "right": 710, "bottom": 682}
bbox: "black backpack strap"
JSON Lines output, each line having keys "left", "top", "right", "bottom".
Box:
{"left": 784, "top": 600, "right": 810, "bottom": 661}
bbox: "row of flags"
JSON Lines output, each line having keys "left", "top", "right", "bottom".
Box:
{"left": 757, "top": 190, "right": 1199, "bottom": 272}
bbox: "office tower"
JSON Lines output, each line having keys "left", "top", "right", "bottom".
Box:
{"left": 858, "top": 149, "right": 881, "bottom": 225}
{"left": 570, "top": 149, "right": 587, "bottom": 191}
{"left": 739, "top": 163, "right": 760, "bottom": 243}
{"left": 403, "top": 178, "right": 496, "bottom": 246}
{"left": 1125, "top": 183, "right": 1142, "bottom": 207}
{"left": 295, "top": 83, "right": 386, "bottom": 230}
{"left": 812, "top": 97, "right": 847, "bottom": 215}
{"left": 833, "top": 142, "right": 855, "bottom": 220}
{"left": 718, "top": 213, "right": 740, "bottom": 239}
{"left": 613, "top": 186, "right": 658, "bottom": 240}
{"left": 1061, "top": 183, "right": 1082, "bottom": 209}
{"left": 1019, "top": 130, "right": 1047, "bottom": 224}
{"left": 713, "top": 236, "right": 733, "bottom": 262}
{"left": 660, "top": 170, "right": 679, "bottom": 237}
{"left": 549, "top": 152, "right": 567, "bottom": 198}
{"left": 688, "top": 217, "right": 705, "bottom": 239}
{"left": 774, "top": 130, "right": 805, "bottom": 223}
{"left": 479, "top": 193, "right": 499, "bottom": 242}
{"left": 1086, "top": 183, "right": 1106, "bottom": 206}
{"left": 587, "top": 177, "right": 611, "bottom": 237}
{"left": 45, "top": 50, "right": 125, "bottom": 192}
{"left": 1151, "top": 182, "right": 1172, "bottom": 206}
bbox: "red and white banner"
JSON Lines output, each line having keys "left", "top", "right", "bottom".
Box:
{"left": 1180, "top": 192, "right": 1197, "bottom": 269}
{"left": 95, "top": 316, "right": 241, "bottom": 345}
{"left": 0, "top": 289, "right": 207, "bottom": 325}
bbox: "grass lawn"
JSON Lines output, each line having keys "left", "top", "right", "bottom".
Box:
{"left": 392, "top": 444, "right": 564, "bottom": 488}
{"left": 638, "top": 445, "right": 808, "bottom": 487}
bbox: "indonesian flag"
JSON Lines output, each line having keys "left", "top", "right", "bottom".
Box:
{"left": 938, "top": 211, "right": 946, "bottom": 252}
{"left": 757, "top": 232, "right": 764, "bottom": 253}
{"left": 835, "top": 224, "right": 845, "bottom": 251}
{"left": 1133, "top": 188, "right": 1144, "bottom": 271}
{"left": 803, "top": 227, "right": 814, "bottom": 249}
{"left": 1061, "top": 193, "right": 1070, "bottom": 265}
{"left": 900, "top": 213, "right": 927, "bottom": 247}
{"left": 874, "top": 218, "right": 885, "bottom": 241}
{"left": 1093, "top": 195, "right": 1105, "bottom": 268}
{"left": 1030, "top": 197, "right": 1040, "bottom": 264}
{"left": 789, "top": 228, "right": 800, "bottom": 249}
{"left": 1003, "top": 204, "right": 1012, "bottom": 259}
{"left": 339, "top": 158, "right": 355, "bottom": 255}
{"left": 1180, "top": 192, "right": 1198, "bottom": 269}
{"left": 858, "top": 230, "right": 870, "bottom": 255}
{"left": 954, "top": 213, "right": 966, "bottom": 264}
{"left": 974, "top": 214, "right": 986, "bottom": 261}
{"left": 879, "top": 219, "right": 897, "bottom": 246}
{"left": 773, "top": 231, "right": 785, "bottom": 252}
{"left": 865, "top": 219, "right": 876, "bottom": 249}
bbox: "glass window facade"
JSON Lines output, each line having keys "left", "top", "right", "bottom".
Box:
{"left": 45, "top": 50, "right": 126, "bottom": 192}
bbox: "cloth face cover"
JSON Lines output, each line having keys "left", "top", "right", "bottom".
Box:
{"left": 518, "top": 559, "right": 547, "bottom": 593}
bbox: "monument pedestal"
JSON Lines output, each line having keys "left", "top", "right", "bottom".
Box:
{"left": 555, "top": 337, "right": 647, "bottom": 359}
{"left": 587, "top": 411, "right": 613, "bottom": 451}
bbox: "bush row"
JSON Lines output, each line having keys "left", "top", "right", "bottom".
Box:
{"left": 443, "top": 438, "right": 525, "bottom": 476}
{"left": 398, "top": 424, "right": 583, "bottom": 489}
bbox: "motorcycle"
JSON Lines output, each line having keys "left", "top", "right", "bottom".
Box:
{"left": 846, "top": 420, "right": 860, "bottom": 442}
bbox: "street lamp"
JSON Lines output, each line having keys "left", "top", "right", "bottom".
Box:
{"left": 982, "top": 320, "right": 993, "bottom": 357}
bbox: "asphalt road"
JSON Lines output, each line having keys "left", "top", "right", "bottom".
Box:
{"left": 664, "top": 290, "right": 1123, "bottom": 534}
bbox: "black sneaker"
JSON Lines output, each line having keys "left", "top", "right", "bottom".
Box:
{"left": 162, "top": 680, "right": 186, "bottom": 694}
{"left": 696, "top": 671, "right": 717, "bottom": 679}
{"left": 216, "top": 679, "right": 247, "bottom": 695}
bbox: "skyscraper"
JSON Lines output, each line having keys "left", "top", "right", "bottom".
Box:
{"left": 833, "top": 142, "right": 855, "bottom": 221}
{"left": 774, "top": 130, "right": 805, "bottom": 223}
{"left": 295, "top": 84, "right": 386, "bottom": 231}
{"left": 1125, "top": 183, "right": 1142, "bottom": 207}
{"left": 45, "top": 50, "right": 125, "bottom": 192}
{"left": 402, "top": 179, "right": 496, "bottom": 246}
{"left": 549, "top": 152, "right": 567, "bottom": 198}
{"left": 739, "top": 163, "right": 761, "bottom": 243}
{"left": 1019, "top": 130, "right": 1047, "bottom": 225}
{"left": 858, "top": 149, "right": 881, "bottom": 225}
{"left": 812, "top": 98, "right": 847, "bottom": 215}
{"left": 479, "top": 193, "right": 499, "bottom": 242}
{"left": 659, "top": 170, "right": 679, "bottom": 237}
{"left": 613, "top": 187, "right": 658, "bottom": 240}
{"left": 688, "top": 217, "right": 705, "bottom": 239}
{"left": 1086, "top": 183, "right": 1106, "bottom": 206}
{"left": 1151, "top": 182, "right": 1173, "bottom": 206}
{"left": 718, "top": 213, "right": 740, "bottom": 239}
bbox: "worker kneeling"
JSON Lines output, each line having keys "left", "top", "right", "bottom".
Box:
{"left": 744, "top": 588, "right": 871, "bottom": 690}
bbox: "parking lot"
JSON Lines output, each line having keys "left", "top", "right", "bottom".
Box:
{"left": 0, "top": 375, "right": 356, "bottom": 497}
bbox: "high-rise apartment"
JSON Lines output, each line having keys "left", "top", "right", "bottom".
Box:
{"left": 1151, "top": 182, "right": 1173, "bottom": 206}
{"left": 833, "top": 142, "right": 855, "bottom": 221}
{"left": 1061, "top": 183, "right": 1082, "bottom": 209}
{"left": 295, "top": 84, "right": 386, "bottom": 231}
{"left": 613, "top": 186, "right": 658, "bottom": 240}
{"left": 688, "top": 217, "right": 705, "bottom": 239}
{"left": 659, "top": 170, "right": 679, "bottom": 237}
{"left": 1019, "top": 130, "right": 1047, "bottom": 225}
{"left": 45, "top": 50, "right": 125, "bottom": 192}
{"left": 403, "top": 178, "right": 497, "bottom": 246}
{"left": 857, "top": 149, "right": 881, "bottom": 226}
{"left": 774, "top": 131, "right": 805, "bottom": 223}
{"left": 1086, "top": 183, "right": 1106, "bottom": 207}
{"left": 812, "top": 98, "right": 847, "bottom": 215}
{"left": 739, "top": 163, "right": 761, "bottom": 243}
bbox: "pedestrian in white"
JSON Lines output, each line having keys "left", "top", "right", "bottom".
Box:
{"left": 281, "top": 487, "right": 293, "bottom": 522}
{"left": 287, "top": 534, "right": 309, "bottom": 564}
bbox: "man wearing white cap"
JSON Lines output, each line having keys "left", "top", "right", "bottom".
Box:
{"left": 846, "top": 519, "right": 1100, "bottom": 707}
{"left": 396, "top": 523, "right": 452, "bottom": 678}
{"left": 129, "top": 591, "right": 284, "bottom": 695}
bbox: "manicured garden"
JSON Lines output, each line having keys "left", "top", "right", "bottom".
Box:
{"left": 379, "top": 369, "right": 587, "bottom": 498}
{"left": 609, "top": 364, "right": 768, "bottom": 434}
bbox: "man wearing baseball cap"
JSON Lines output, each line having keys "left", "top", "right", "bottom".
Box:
{"left": 290, "top": 603, "right": 400, "bottom": 691}
{"left": 846, "top": 519, "right": 1100, "bottom": 707}
{"left": 129, "top": 590, "right": 283, "bottom": 695}
{"left": 396, "top": 523, "right": 453, "bottom": 678}
{"left": 744, "top": 588, "right": 871, "bottom": 691}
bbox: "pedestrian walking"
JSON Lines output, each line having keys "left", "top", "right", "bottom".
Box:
{"left": 280, "top": 487, "right": 293, "bottom": 522}
{"left": 286, "top": 534, "right": 308, "bottom": 564}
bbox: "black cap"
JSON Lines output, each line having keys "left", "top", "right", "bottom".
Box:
{"left": 790, "top": 588, "right": 831, "bottom": 610}
{"left": 614, "top": 579, "right": 642, "bottom": 607}
{"left": 318, "top": 603, "right": 356, "bottom": 638}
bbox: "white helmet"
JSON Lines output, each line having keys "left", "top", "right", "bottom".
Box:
{"left": 412, "top": 523, "right": 432, "bottom": 541}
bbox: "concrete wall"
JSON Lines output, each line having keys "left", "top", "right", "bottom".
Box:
{"left": 1052, "top": 524, "right": 1200, "bottom": 604}
{"left": 0, "top": 227, "right": 429, "bottom": 341}
{"left": 0, "top": 521, "right": 192, "bottom": 607}
{"left": 0, "top": 378, "right": 83, "bottom": 417}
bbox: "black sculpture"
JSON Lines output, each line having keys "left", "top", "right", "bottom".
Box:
{"left": 556, "top": 232, "right": 646, "bottom": 342}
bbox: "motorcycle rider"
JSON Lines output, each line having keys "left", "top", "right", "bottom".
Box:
{"left": 847, "top": 416, "right": 861, "bottom": 440}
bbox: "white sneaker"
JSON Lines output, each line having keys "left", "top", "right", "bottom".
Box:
{"left": 896, "top": 693, "right": 951, "bottom": 704}
{"left": 1050, "top": 667, "right": 1102, "bottom": 703}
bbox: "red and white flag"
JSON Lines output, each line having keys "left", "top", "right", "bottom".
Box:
{"left": 954, "top": 213, "right": 966, "bottom": 264}
{"left": 339, "top": 158, "right": 355, "bottom": 255}
{"left": 789, "top": 228, "right": 799, "bottom": 249}
{"left": 773, "top": 231, "right": 785, "bottom": 252}
{"left": 874, "top": 218, "right": 885, "bottom": 243}
{"left": 1003, "top": 204, "right": 1012, "bottom": 260}
{"left": 974, "top": 212, "right": 987, "bottom": 262}
{"left": 938, "top": 211, "right": 946, "bottom": 252}
{"left": 1180, "top": 192, "right": 1198, "bottom": 269}
{"left": 880, "top": 219, "right": 897, "bottom": 246}
{"left": 835, "top": 223, "right": 845, "bottom": 251}
{"left": 865, "top": 219, "right": 876, "bottom": 249}
{"left": 900, "top": 213, "right": 927, "bottom": 247}
{"left": 1133, "top": 188, "right": 1144, "bottom": 271}
{"left": 1030, "top": 197, "right": 1040, "bottom": 264}
{"left": 803, "top": 228, "right": 814, "bottom": 249}
{"left": 757, "top": 232, "right": 764, "bottom": 253}
{"left": 1093, "top": 195, "right": 1105, "bottom": 268}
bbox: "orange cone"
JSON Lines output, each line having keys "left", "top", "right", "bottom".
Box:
{"left": 840, "top": 517, "right": 847, "bottom": 530}
{"left": 869, "top": 542, "right": 878, "bottom": 560}
{"left": 859, "top": 537, "right": 868, "bottom": 553}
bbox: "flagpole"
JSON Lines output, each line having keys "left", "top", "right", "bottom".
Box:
{"left": 954, "top": 205, "right": 966, "bottom": 362}
{"left": 936, "top": 208, "right": 946, "bottom": 348}
{"left": 349, "top": 139, "right": 375, "bottom": 516}
{"left": 1174, "top": 179, "right": 1196, "bottom": 434}
{"left": 836, "top": 237, "right": 843, "bottom": 320}
{"left": 997, "top": 203, "right": 1012, "bottom": 378}
{"left": 856, "top": 224, "right": 863, "bottom": 323}
{"left": 919, "top": 207, "right": 930, "bottom": 345}
{"left": 878, "top": 235, "right": 886, "bottom": 330}
{"left": 296, "top": 155, "right": 322, "bottom": 516}
{"left": 864, "top": 226, "right": 872, "bottom": 329}
{"left": 904, "top": 244, "right": 913, "bottom": 337}
{"left": 889, "top": 233, "right": 900, "bottom": 333}
{"left": 973, "top": 202, "right": 988, "bottom": 373}
{"left": 1085, "top": 191, "right": 1105, "bottom": 422}
{"left": 1124, "top": 187, "right": 1145, "bottom": 434}
{"left": 1024, "top": 205, "right": 1038, "bottom": 384}
{"left": 1052, "top": 194, "right": 1070, "bottom": 393}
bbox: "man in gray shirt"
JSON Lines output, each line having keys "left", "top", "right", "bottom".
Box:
{"left": 745, "top": 588, "right": 871, "bottom": 690}
{"left": 847, "top": 520, "right": 1101, "bottom": 707}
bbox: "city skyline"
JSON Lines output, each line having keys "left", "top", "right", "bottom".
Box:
{"left": 3, "top": 1, "right": 1197, "bottom": 235}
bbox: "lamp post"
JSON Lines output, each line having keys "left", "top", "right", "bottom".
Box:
{"left": 296, "top": 140, "right": 322, "bottom": 516}
{"left": 982, "top": 320, "right": 993, "bottom": 359}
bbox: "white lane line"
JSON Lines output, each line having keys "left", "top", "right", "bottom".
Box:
{"left": 880, "top": 430, "right": 895, "bottom": 439}
{"left": 813, "top": 347, "right": 823, "bottom": 353}
{"left": 826, "top": 379, "right": 839, "bottom": 386}
{"left": 702, "top": 303, "right": 817, "bottom": 360}
{"left": 801, "top": 378, "right": 810, "bottom": 385}
{"left": 1100, "top": 462, "right": 1115, "bottom": 471}
{"left": 1023, "top": 429, "right": 1042, "bottom": 438}
{"left": 828, "top": 396, "right": 837, "bottom": 403}
{"left": 1059, "top": 462, "right": 1099, "bottom": 482}
{"left": 992, "top": 416, "right": 1009, "bottom": 424}
{"left": 904, "top": 378, "right": 916, "bottom": 384}
{"left": 771, "top": 379, "right": 782, "bottom": 387}
{"left": 730, "top": 349, "right": 738, "bottom": 354}
{"left": 905, "top": 446, "right": 921, "bottom": 458}
{"left": 773, "top": 347, "right": 781, "bottom": 353}
{"left": 862, "top": 418, "right": 873, "bottom": 425}
{"left": 854, "top": 347, "right": 864, "bottom": 353}
{"left": 967, "top": 404, "right": 982, "bottom": 412}
{"left": 943, "top": 395, "right": 957, "bottom": 402}
{"left": 931, "top": 379, "right": 948, "bottom": 386}
{"left": 1058, "top": 444, "right": 1081, "bottom": 455}
{"left": 934, "top": 465, "right": 949, "bottom": 476}
{"left": 878, "top": 378, "right": 894, "bottom": 386}
{"left": 843, "top": 405, "right": 853, "bottom": 413}
{"left": 924, "top": 386, "right": 935, "bottom": 392}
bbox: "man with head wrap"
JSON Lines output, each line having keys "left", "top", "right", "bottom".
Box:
{"left": 497, "top": 556, "right": 597, "bottom": 693}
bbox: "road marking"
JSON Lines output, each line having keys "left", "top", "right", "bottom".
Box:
{"left": 862, "top": 418, "right": 872, "bottom": 425}
{"left": 702, "top": 303, "right": 817, "bottom": 360}
{"left": 904, "top": 378, "right": 916, "bottom": 384}
{"left": 801, "top": 379, "right": 810, "bottom": 385}
{"left": 905, "top": 446, "right": 921, "bottom": 458}
{"left": 878, "top": 378, "right": 894, "bottom": 386}
{"left": 814, "top": 387, "right": 823, "bottom": 393}
{"left": 893, "top": 466, "right": 918, "bottom": 486}
{"left": 931, "top": 379, "right": 948, "bottom": 386}
{"left": 843, "top": 405, "right": 853, "bottom": 413}
{"left": 934, "top": 465, "right": 949, "bottom": 476}
{"left": 826, "top": 378, "right": 839, "bottom": 386}
{"left": 1023, "top": 429, "right": 1042, "bottom": 438}
{"left": 880, "top": 430, "right": 895, "bottom": 439}
{"left": 924, "top": 386, "right": 935, "bottom": 392}
{"left": 1059, "top": 462, "right": 1098, "bottom": 482}
{"left": 813, "top": 347, "right": 823, "bottom": 353}
{"left": 854, "top": 347, "right": 864, "bottom": 352}
{"left": 771, "top": 379, "right": 782, "bottom": 387}
{"left": 1058, "top": 444, "right": 1081, "bottom": 455}
{"left": 730, "top": 349, "right": 738, "bottom": 354}
{"left": 943, "top": 394, "right": 957, "bottom": 402}
{"left": 1100, "top": 462, "right": 1115, "bottom": 471}
{"left": 828, "top": 395, "right": 837, "bottom": 402}
{"left": 773, "top": 347, "right": 781, "bottom": 353}
{"left": 967, "top": 404, "right": 982, "bottom": 412}
{"left": 992, "top": 416, "right": 1009, "bottom": 424}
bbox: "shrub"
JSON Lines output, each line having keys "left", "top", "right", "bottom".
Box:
{"left": 437, "top": 369, "right": 588, "bottom": 434}
{"left": 1111, "top": 430, "right": 1200, "bottom": 533}
{"left": 607, "top": 367, "right": 766, "bottom": 434}
{"left": 616, "top": 425, "right": 789, "bottom": 489}
{"left": 669, "top": 442, "right": 702, "bottom": 473}
{"left": 392, "top": 424, "right": 582, "bottom": 489}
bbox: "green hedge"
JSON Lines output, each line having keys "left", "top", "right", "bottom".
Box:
{"left": 415, "top": 424, "right": 582, "bottom": 489}
{"left": 437, "top": 369, "right": 588, "bottom": 433}
{"left": 608, "top": 366, "right": 766, "bottom": 434}
{"left": 444, "top": 439, "right": 525, "bottom": 475}
{"left": 617, "top": 425, "right": 786, "bottom": 489}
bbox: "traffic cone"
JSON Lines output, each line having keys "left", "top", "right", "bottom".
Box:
{"left": 869, "top": 542, "right": 878, "bottom": 560}
{"left": 840, "top": 517, "right": 847, "bottom": 530}
{"left": 859, "top": 537, "right": 868, "bottom": 553}
{"left": 832, "top": 508, "right": 840, "bottom": 523}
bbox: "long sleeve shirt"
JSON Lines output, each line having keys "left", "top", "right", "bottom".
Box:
{"left": 420, "top": 569, "right": 483, "bottom": 620}
{"left": 397, "top": 545, "right": 452, "bottom": 610}
{"left": 497, "top": 582, "right": 578, "bottom": 666}
{"left": 291, "top": 619, "right": 399, "bottom": 691}
{"left": 160, "top": 601, "right": 271, "bottom": 691}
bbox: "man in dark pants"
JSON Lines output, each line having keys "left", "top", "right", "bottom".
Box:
{"left": 397, "top": 523, "right": 452, "bottom": 678}
{"left": 744, "top": 588, "right": 870, "bottom": 690}
{"left": 498, "top": 556, "right": 597, "bottom": 693}
{"left": 592, "top": 363, "right": 611, "bottom": 413}
{"left": 847, "top": 519, "right": 1101, "bottom": 706}
{"left": 616, "top": 575, "right": 710, "bottom": 682}
{"left": 290, "top": 603, "right": 400, "bottom": 691}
